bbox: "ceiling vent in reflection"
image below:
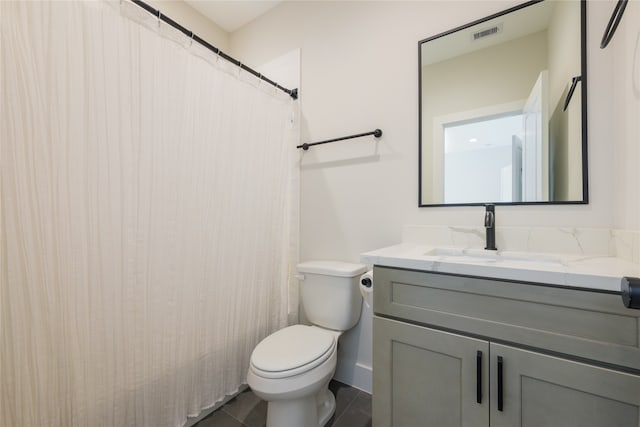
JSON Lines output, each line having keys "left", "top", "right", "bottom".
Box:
{"left": 472, "top": 23, "right": 503, "bottom": 41}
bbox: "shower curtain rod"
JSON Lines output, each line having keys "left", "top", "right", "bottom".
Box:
{"left": 130, "top": 0, "right": 298, "bottom": 100}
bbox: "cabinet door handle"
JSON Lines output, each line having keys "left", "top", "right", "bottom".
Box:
{"left": 497, "top": 355, "right": 504, "bottom": 412}
{"left": 476, "top": 350, "right": 482, "bottom": 404}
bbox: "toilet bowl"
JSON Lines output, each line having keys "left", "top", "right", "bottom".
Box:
{"left": 247, "top": 261, "right": 367, "bottom": 427}
{"left": 247, "top": 325, "right": 341, "bottom": 427}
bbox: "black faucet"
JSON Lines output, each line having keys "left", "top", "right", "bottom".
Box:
{"left": 484, "top": 204, "right": 497, "bottom": 251}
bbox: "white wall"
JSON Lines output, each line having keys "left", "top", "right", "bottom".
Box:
{"left": 610, "top": 0, "right": 640, "bottom": 231}
{"left": 229, "top": 0, "right": 639, "bottom": 392}
{"left": 149, "top": 0, "right": 229, "bottom": 50}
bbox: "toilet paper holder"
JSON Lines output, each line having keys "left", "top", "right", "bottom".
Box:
{"left": 361, "top": 276, "right": 372, "bottom": 288}
{"left": 359, "top": 271, "right": 374, "bottom": 309}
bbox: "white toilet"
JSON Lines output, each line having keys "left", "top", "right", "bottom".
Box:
{"left": 247, "top": 261, "right": 367, "bottom": 427}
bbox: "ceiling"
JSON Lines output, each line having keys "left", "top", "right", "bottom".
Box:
{"left": 184, "top": 0, "right": 282, "bottom": 33}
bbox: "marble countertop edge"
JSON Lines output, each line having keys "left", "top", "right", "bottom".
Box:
{"left": 360, "top": 243, "right": 640, "bottom": 293}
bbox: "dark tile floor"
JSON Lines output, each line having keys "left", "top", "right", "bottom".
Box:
{"left": 194, "top": 380, "right": 371, "bottom": 427}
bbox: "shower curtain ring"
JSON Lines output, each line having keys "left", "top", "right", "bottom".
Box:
{"left": 190, "top": 32, "right": 195, "bottom": 47}
{"left": 157, "top": 11, "right": 162, "bottom": 27}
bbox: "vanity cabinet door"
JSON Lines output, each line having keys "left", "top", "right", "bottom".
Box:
{"left": 490, "top": 343, "right": 640, "bottom": 427}
{"left": 373, "top": 317, "right": 489, "bottom": 427}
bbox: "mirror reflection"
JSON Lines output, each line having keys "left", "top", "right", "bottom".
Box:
{"left": 419, "top": 0, "right": 587, "bottom": 206}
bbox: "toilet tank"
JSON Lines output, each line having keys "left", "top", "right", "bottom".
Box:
{"left": 297, "top": 261, "right": 368, "bottom": 331}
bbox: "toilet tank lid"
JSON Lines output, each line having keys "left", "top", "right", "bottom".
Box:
{"left": 297, "top": 261, "right": 368, "bottom": 277}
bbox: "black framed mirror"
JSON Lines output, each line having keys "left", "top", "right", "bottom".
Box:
{"left": 419, "top": 0, "right": 587, "bottom": 207}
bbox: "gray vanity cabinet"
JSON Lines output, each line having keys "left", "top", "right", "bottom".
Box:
{"left": 374, "top": 316, "right": 489, "bottom": 427}
{"left": 491, "top": 343, "right": 640, "bottom": 427}
{"left": 372, "top": 266, "right": 640, "bottom": 427}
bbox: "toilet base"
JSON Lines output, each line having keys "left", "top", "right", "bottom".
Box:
{"left": 317, "top": 385, "right": 336, "bottom": 427}
{"left": 265, "top": 381, "right": 335, "bottom": 427}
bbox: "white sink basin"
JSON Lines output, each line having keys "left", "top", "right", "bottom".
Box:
{"left": 424, "top": 247, "right": 563, "bottom": 265}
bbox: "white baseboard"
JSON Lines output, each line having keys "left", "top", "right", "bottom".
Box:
{"left": 333, "top": 361, "right": 372, "bottom": 394}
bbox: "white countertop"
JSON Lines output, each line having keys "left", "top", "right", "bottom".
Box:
{"left": 360, "top": 243, "right": 640, "bottom": 292}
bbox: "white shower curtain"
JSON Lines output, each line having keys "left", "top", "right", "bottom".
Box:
{"left": 0, "top": 1, "right": 298, "bottom": 426}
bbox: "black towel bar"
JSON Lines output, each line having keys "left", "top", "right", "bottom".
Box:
{"left": 562, "top": 76, "right": 582, "bottom": 112}
{"left": 297, "top": 129, "right": 382, "bottom": 151}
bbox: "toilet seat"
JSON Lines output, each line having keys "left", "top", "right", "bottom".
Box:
{"left": 250, "top": 325, "right": 336, "bottom": 379}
